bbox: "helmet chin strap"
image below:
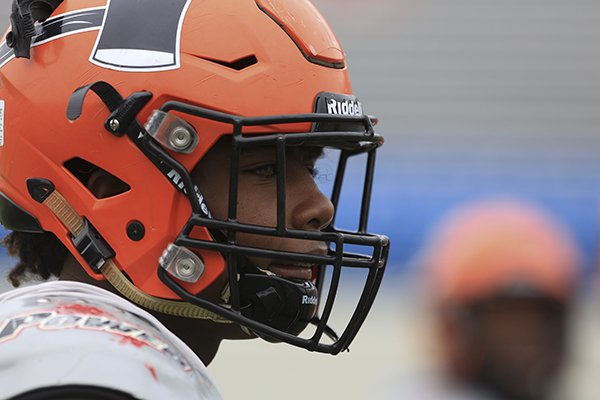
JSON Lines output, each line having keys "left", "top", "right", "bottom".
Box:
{"left": 238, "top": 273, "right": 318, "bottom": 341}
{"left": 237, "top": 261, "right": 341, "bottom": 343}
{"left": 26, "top": 177, "right": 234, "bottom": 324}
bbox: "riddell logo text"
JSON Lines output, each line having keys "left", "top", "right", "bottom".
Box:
{"left": 302, "top": 295, "right": 318, "bottom": 305}
{"left": 166, "top": 169, "right": 211, "bottom": 217}
{"left": 326, "top": 98, "right": 363, "bottom": 116}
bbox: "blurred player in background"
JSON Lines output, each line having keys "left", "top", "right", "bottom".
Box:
{"left": 386, "top": 199, "right": 580, "bottom": 400}
{"left": 0, "top": 0, "right": 388, "bottom": 398}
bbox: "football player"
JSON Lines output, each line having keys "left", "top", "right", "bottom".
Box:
{"left": 0, "top": 0, "right": 389, "bottom": 398}
{"left": 419, "top": 200, "right": 580, "bottom": 400}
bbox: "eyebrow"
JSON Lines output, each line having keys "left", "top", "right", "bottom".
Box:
{"left": 241, "top": 145, "right": 324, "bottom": 160}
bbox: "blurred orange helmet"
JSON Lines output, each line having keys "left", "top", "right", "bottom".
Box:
{"left": 424, "top": 200, "right": 581, "bottom": 306}
{"left": 0, "top": 0, "right": 388, "bottom": 353}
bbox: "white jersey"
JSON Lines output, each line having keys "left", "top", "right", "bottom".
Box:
{"left": 0, "top": 280, "right": 222, "bottom": 400}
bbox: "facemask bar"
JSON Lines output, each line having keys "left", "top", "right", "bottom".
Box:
{"left": 66, "top": 82, "right": 388, "bottom": 354}
{"left": 151, "top": 100, "right": 388, "bottom": 354}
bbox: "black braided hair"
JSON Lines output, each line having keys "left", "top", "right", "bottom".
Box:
{"left": 2, "top": 231, "right": 69, "bottom": 287}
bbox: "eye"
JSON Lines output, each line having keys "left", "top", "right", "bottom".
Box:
{"left": 248, "top": 164, "right": 277, "bottom": 178}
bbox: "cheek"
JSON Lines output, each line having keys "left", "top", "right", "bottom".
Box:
{"left": 234, "top": 182, "right": 285, "bottom": 254}
{"left": 237, "top": 231, "right": 283, "bottom": 250}
{"left": 236, "top": 182, "right": 277, "bottom": 226}
{"left": 196, "top": 170, "right": 278, "bottom": 228}
{"left": 201, "top": 185, "right": 228, "bottom": 220}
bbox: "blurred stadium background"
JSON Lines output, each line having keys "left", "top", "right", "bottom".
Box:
{"left": 1, "top": 0, "right": 600, "bottom": 399}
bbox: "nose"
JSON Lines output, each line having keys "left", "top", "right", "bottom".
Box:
{"left": 289, "top": 178, "right": 335, "bottom": 231}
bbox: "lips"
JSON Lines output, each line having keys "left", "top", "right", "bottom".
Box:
{"left": 265, "top": 263, "right": 315, "bottom": 280}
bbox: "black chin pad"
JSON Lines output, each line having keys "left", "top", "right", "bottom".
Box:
{"left": 239, "top": 274, "right": 318, "bottom": 339}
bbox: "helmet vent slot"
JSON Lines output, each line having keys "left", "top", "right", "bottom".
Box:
{"left": 197, "top": 55, "right": 258, "bottom": 71}
{"left": 64, "top": 157, "right": 131, "bottom": 199}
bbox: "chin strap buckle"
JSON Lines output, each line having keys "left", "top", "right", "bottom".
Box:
{"left": 71, "top": 218, "right": 115, "bottom": 273}
{"left": 6, "top": 0, "right": 64, "bottom": 58}
{"left": 66, "top": 80, "right": 153, "bottom": 138}
{"left": 6, "top": 0, "right": 36, "bottom": 58}
{"left": 26, "top": 177, "right": 114, "bottom": 273}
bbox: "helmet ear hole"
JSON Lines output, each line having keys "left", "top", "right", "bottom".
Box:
{"left": 64, "top": 158, "right": 130, "bottom": 199}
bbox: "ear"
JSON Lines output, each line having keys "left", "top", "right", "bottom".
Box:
{"left": 87, "top": 169, "right": 130, "bottom": 199}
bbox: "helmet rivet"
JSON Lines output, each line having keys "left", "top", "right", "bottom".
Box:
{"left": 108, "top": 118, "right": 121, "bottom": 132}
{"left": 175, "top": 257, "right": 196, "bottom": 278}
{"left": 126, "top": 220, "right": 145, "bottom": 241}
{"left": 168, "top": 127, "right": 193, "bottom": 150}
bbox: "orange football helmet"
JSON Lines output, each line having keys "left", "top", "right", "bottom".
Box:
{"left": 425, "top": 200, "right": 580, "bottom": 306}
{"left": 0, "top": 0, "right": 389, "bottom": 354}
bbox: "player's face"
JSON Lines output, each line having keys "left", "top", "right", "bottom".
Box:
{"left": 192, "top": 138, "right": 334, "bottom": 279}
{"left": 471, "top": 297, "right": 566, "bottom": 400}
